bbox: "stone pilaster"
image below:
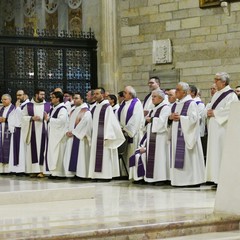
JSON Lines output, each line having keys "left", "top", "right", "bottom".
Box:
{"left": 58, "top": 0, "right": 68, "bottom": 33}
{"left": 15, "top": 0, "right": 24, "bottom": 29}
{"left": 36, "top": 0, "right": 45, "bottom": 30}
{"left": 99, "top": 0, "right": 120, "bottom": 94}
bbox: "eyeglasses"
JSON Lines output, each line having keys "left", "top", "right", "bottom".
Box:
{"left": 214, "top": 78, "right": 221, "bottom": 81}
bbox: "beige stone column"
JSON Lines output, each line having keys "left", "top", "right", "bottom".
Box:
{"left": 99, "top": 0, "right": 120, "bottom": 94}
{"left": 214, "top": 102, "right": 240, "bottom": 214}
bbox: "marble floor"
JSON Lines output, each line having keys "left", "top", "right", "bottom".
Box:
{"left": 0, "top": 175, "right": 239, "bottom": 239}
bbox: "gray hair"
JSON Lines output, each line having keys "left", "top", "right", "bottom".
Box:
{"left": 215, "top": 72, "right": 230, "bottom": 85}
{"left": 125, "top": 86, "right": 137, "bottom": 98}
{"left": 178, "top": 82, "right": 190, "bottom": 92}
{"left": 152, "top": 89, "right": 165, "bottom": 99}
{"left": 2, "top": 94, "right": 12, "bottom": 101}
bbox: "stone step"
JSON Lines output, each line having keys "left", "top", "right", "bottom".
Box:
{"left": 0, "top": 186, "right": 95, "bottom": 205}
{"left": 0, "top": 177, "right": 95, "bottom": 204}
{"left": 0, "top": 206, "right": 239, "bottom": 239}
{"left": 165, "top": 230, "right": 240, "bottom": 240}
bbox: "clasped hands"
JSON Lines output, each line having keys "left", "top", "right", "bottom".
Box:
{"left": 169, "top": 112, "right": 180, "bottom": 121}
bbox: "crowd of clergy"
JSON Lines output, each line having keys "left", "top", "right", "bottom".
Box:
{"left": 0, "top": 71, "right": 238, "bottom": 187}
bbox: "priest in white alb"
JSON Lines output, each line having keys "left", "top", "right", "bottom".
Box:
{"left": 9, "top": 90, "right": 29, "bottom": 174}
{"left": 0, "top": 94, "right": 15, "bottom": 173}
{"left": 169, "top": 82, "right": 205, "bottom": 187}
{"left": 63, "top": 92, "right": 92, "bottom": 178}
{"left": 88, "top": 87, "right": 125, "bottom": 180}
{"left": 115, "top": 86, "right": 144, "bottom": 180}
{"left": 143, "top": 76, "right": 161, "bottom": 116}
{"left": 44, "top": 91, "right": 68, "bottom": 178}
{"left": 143, "top": 90, "right": 171, "bottom": 183}
{"left": 129, "top": 89, "right": 171, "bottom": 184}
{"left": 205, "top": 72, "right": 238, "bottom": 184}
{"left": 21, "top": 89, "right": 51, "bottom": 177}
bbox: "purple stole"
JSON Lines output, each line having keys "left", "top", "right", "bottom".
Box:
{"left": 117, "top": 98, "right": 138, "bottom": 143}
{"left": 196, "top": 101, "right": 204, "bottom": 105}
{"left": 146, "top": 104, "right": 167, "bottom": 178}
{"left": 143, "top": 93, "right": 151, "bottom": 108}
{"left": 211, "top": 89, "right": 234, "bottom": 110}
{"left": 93, "top": 103, "right": 110, "bottom": 172}
{"left": 91, "top": 106, "right": 96, "bottom": 116}
{"left": 0, "top": 104, "right": 15, "bottom": 164}
{"left": 13, "top": 103, "right": 29, "bottom": 165}
{"left": 13, "top": 127, "right": 21, "bottom": 166}
{"left": 129, "top": 132, "right": 147, "bottom": 177}
{"left": 68, "top": 107, "right": 89, "bottom": 172}
{"left": 171, "top": 100, "right": 193, "bottom": 169}
{"left": 27, "top": 102, "right": 51, "bottom": 165}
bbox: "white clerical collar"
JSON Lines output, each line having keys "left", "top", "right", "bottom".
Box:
{"left": 177, "top": 95, "right": 192, "bottom": 103}
{"left": 3, "top": 104, "right": 11, "bottom": 110}
{"left": 31, "top": 98, "right": 46, "bottom": 105}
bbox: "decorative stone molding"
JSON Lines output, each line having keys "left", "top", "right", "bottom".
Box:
{"left": 44, "top": 0, "right": 59, "bottom": 14}
{"left": 67, "top": 0, "right": 82, "bottom": 9}
{"left": 23, "top": 0, "right": 36, "bottom": 18}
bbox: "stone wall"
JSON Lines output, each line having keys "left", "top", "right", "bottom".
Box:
{"left": 118, "top": 0, "right": 240, "bottom": 102}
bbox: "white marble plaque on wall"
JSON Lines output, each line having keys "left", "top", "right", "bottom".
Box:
{"left": 152, "top": 39, "right": 172, "bottom": 64}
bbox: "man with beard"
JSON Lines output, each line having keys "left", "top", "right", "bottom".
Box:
{"left": 21, "top": 89, "right": 51, "bottom": 177}
{"left": 44, "top": 91, "right": 68, "bottom": 178}
{"left": 8, "top": 90, "right": 29, "bottom": 174}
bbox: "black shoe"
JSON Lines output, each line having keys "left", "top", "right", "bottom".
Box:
{"left": 48, "top": 175, "right": 57, "bottom": 179}
{"left": 133, "top": 179, "right": 145, "bottom": 185}
{"left": 15, "top": 172, "right": 26, "bottom": 177}
{"left": 56, "top": 176, "right": 67, "bottom": 180}
{"left": 97, "top": 179, "right": 111, "bottom": 182}
{"left": 91, "top": 179, "right": 98, "bottom": 182}
{"left": 154, "top": 181, "right": 168, "bottom": 186}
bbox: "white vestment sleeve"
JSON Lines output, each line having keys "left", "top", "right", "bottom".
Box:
{"left": 21, "top": 106, "right": 32, "bottom": 143}
{"left": 72, "top": 111, "right": 92, "bottom": 144}
{"left": 104, "top": 108, "right": 125, "bottom": 149}
{"left": 213, "top": 94, "right": 238, "bottom": 126}
{"left": 122, "top": 101, "right": 144, "bottom": 138}
{"left": 152, "top": 106, "right": 170, "bottom": 133}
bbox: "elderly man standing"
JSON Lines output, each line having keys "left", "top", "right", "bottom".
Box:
{"left": 205, "top": 72, "right": 238, "bottom": 185}
{"left": 88, "top": 87, "right": 125, "bottom": 181}
{"left": 0, "top": 94, "right": 15, "bottom": 173}
{"left": 169, "top": 82, "right": 205, "bottom": 187}
{"left": 131, "top": 90, "right": 171, "bottom": 184}
{"left": 116, "top": 86, "right": 144, "bottom": 180}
